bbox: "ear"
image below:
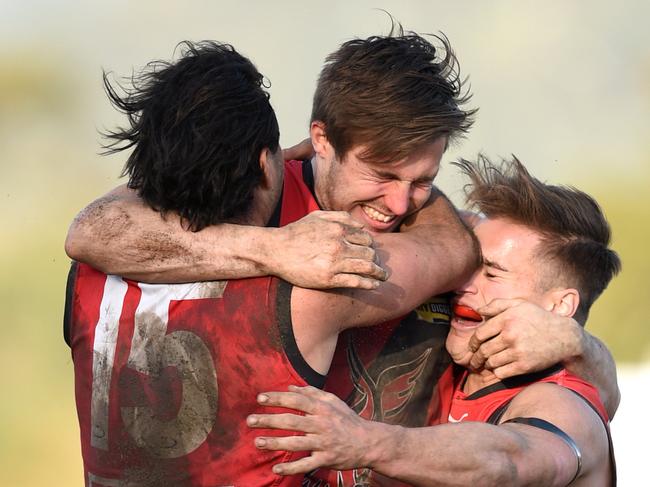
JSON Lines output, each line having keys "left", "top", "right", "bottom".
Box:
{"left": 310, "top": 121, "right": 333, "bottom": 159}
{"left": 258, "top": 148, "right": 273, "bottom": 189}
{"left": 545, "top": 288, "right": 580, "bottom": 318}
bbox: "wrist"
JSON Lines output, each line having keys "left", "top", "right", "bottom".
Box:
{"left": 243, "top": 226, "right": 281, "bottom": 276}
{"left": 563, "top": 320, "right": 587, "bottom": 365}
{"left": 363, "top": 421, "right": 405, "bottom": 473}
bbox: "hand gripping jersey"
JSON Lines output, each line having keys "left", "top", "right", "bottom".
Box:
{"left": 284, "top": 161, "right": 456, "bottom": 487}
{"left": 449, "top": 365, "right": 616, "bottom": 485}
{"left": 64, "top": 168, "right": 325, "bottom": 487}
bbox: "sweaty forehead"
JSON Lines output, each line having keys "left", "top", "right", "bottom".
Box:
{"left": 475, "top": 218, "right": 543, "bottom": 267}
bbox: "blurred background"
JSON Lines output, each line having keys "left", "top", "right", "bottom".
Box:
{"left": 1, "top": 0, "right": 648, "bottom": 485}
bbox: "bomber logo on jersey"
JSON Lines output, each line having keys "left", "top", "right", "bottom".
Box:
{"left": 347, "top": 343, "right": 432, "bottom": 423}
{"left": 414, "top": 295, "right": 451, "bottom": 325}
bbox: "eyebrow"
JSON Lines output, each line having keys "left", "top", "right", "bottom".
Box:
{"left": 373, "top": 170, "right": 437, "bottom": 184}
{"left": 483, "top": 258, "right": 509, "bottom": 272}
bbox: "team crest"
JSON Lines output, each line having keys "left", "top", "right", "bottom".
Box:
{"left": 347, "top": 343, "right": 432, "bottom": 422}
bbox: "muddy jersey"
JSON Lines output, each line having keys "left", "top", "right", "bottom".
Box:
{"left": 64, "top": 169, "right": 324, "bottom": 487}
{"left": 285, "top": 160, "right": 455, "bottom": 487}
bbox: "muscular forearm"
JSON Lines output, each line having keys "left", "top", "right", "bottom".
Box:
{"left": 366, "top": 422, "right": 570, "bottom": 487}
{"left": 564, "top": 331, "right": 620, "bottom": 418}
{"left": 318, "top": 192, "right": 481, "bottom": 329}
{"left": 397, "top": 188, "right": 480, "bottom": 292}
{"left": 65, "top": 187, "right": 280, "bottom": 282}
{"left": 66, "top": 186, "right": 385, "bottom": 288}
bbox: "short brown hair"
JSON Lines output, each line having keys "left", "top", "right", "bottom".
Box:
{"left": 454, "top": 155, "right": 621, "bottom": 325}
{"left": 312, "top": 22, "right": 476, "bottom": 165}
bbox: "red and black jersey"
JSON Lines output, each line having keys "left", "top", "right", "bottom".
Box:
{"left": 448, "top": 366, "right": 616, "bottom": 485}
{"left": 285, "top": 160, "right": 455, "bottom": 487}
{"left": 64, "top": 159, "right": 455, "bottom": 487}
{"left": 448, "top": 364, "right": 609, "bottom": 424}
{"left": 63, "top": 167, "right": 325, "bottom": 487}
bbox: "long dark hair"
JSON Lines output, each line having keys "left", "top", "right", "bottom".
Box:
{"left": 102, "top": 40, "right": 279, "bottom": 231}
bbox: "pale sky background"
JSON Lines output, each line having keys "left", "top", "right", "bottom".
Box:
{"left": 1, "top": 1, "right": 648, "bottom": 485}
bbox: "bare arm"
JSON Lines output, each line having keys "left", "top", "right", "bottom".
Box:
{"left": 564, "top": 332, "right": 620, "bottom": 416}
{"left": 292, "top": 188, "right": 479, "bottom": 334}
{"left": 288, "top": 188, "right": 478, "bottom": 373}
{"left": 65, "top": 185, "right": 386, "bottom": 289}
{"left": 248, "top": 383, "right": 611, "bottom": 486}
{"left": 467, "top": 298, "right": 620, "bottom": 417}
{"left": 291, "top": 187, "right": 477, "bottom": 374}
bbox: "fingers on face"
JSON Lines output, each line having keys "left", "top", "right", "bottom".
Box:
{"left": 478, "top": 297, "right": 524, "bottom": 316}
{"left": 470, "top": 337, "right": 508, "bottom": 370}
{"left": 493, "top": 361, "right": 525, "bottom": 380}
{"left": 469, "top": 320, "right": 503, "bottom": 351}
{"left": 484, "top": 349, "right": 515, "bottom": 371}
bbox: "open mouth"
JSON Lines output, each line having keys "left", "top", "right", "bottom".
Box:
{"left": 452, "top": 304, "right": 482, "bottom": 323}
{"left": 361, "top": 205, "right": 396, "bottom": 224}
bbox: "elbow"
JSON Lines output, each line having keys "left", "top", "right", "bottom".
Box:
{"left": 64, "top": 221, "right": 84, "bottom": 262}
{"left": 465, "top": 227, "right": 482, "bottom": 272}
{"left": 64, "top": 217, "right": 110, "bottom": 273}
{"left": 606, "top": 386, "right": 621, "bottom": 420}
{"left": 452, "top": 225, "right": 482, "bottom": 286}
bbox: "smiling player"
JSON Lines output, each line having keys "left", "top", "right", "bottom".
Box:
{"left": 249, "top": 155, "right": 619, "bottom": 486}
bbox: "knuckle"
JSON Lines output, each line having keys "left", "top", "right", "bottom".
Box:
{"left": 501, "top": 327, "right": 516, "bottom": 342}
{"left": 320, "top": 451, "right": 336, "bottom": 464}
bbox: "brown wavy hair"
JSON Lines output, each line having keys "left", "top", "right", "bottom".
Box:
{"left": 454, "top": 155, "right": 621, "bottom": 325}
{"left": 312, "top": 20, "right": 476, "bottom": 164}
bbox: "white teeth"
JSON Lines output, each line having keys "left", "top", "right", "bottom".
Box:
{"left": 362, "top": 206, "right": 393, "bottom": 223}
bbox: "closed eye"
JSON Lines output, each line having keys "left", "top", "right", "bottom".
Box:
{"left": 414, "top": 180, "right": 434, "bottom": 190}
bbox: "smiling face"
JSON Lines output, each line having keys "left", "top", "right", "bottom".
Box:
{"left": 313, "top": 137, "right": 445, "bottom": 232}
{"left": 446, "top": 217, "right": 552, "bottom": 367}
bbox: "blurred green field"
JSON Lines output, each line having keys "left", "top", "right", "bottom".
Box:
{"left": 1, "top": 1, "right": 649, "bottom": 485}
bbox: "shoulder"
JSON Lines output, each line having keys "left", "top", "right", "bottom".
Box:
{"left": 505, "top": 381, "right": 601, "bottom": 422}
{"left": 502, "top": 381, "right": 610, "bottom": 477}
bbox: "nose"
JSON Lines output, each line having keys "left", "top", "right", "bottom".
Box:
{"left": 384, "top": 181, "right": 413, "bottom": 216}
{"left": 455, "top": 269, "right": 480, "bottom": 296}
